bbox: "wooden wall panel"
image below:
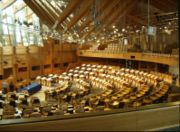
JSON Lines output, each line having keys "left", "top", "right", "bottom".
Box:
{"left": 0, "top": 40, "right": 76, "bottom": 81}
{"left": 43, "top": 64, "right": 52, "bottom": 75}
{"left": 3, "top": 56, "right": 14, "bottom": 68}
{"left": 3, "top": 35, "right": 13, "bottom": 46}
{"left": 2, "top": 46, "right": 14, "bottom": 55}
{"left": 0, "top": 47, "right": 3, "bottom": 76}
{"left": 15, "top": 46, "right": 29, "bottom": 81}
{"left": 15, "top": 45, "right": 28, "bottom": 54}
{"left": 29, "top": 55, "right": 42, "bottom": 79}
{"left": 53, "top": 44, "right": 62, "bottom": 63}
{"left": 0, "top": 47, "right": 3, "bottom": 90}
{"left": 15, "top": 54, "right": 29, "bottom": 81}
{"left": 16, "top": 68, "right": 29, "bottom": 81}
{"left": 2, "top": 46, "right": 15, "bottom": 79}
{"left": 62, "top": 44, "right": 72, "bottom": 51}
{"left": 30, "top": 65, "right": 42, "bottom": 79}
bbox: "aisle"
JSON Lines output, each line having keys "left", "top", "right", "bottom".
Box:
{"left": 28, "top": 86, "right": 51, "bottom": 102}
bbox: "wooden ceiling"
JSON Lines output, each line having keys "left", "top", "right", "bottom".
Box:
{"left": 24, "top": 0, "right": 178, "bottom": 42}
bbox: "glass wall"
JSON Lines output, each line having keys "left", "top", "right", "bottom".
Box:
{"left": 0, "top": 0, "right": 43, "bottom": 46}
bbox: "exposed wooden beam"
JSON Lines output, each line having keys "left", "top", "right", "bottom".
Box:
{"left": 113, "top": 0, "right": 138, "bottom": 27}
{"left": 77, "top": 0, "right": 112, "bottom": 33}
{"left": 38, "top": 0, "right": 63, "bottom": 30}
{"left": 156, "top": 0, "right": 177, "bottom": 11}
{"left": 105, "top": 0, "right": 134, "bottom": 28}
{"left": 32, "top": 0, "right": 54, "bottom": 25}
{"left": 81, "top": 0, "right": 120, "bottom": 39}
{"left": 45, "top": 0, "right": 61, "bottom": 17}
{"left": 55, "top": 1, "right": 64, "bottom": 14}
{"left": 38, "top": 0, "right": 56, "bottom": 22}
{"left": 127, "top": 15, "right": 147, "bottom": 26}
{"left": 95, "top": 0, "right": 136, "bottom": 36}
{"left": 165, "top": 0, "right": 178, "bottom": 8}
{"left": 56, "top": 0, "right": 83, "bottom": 30}
{"left": 150, "top": 0, "right": 171, "bottom": 12}
{"left": 24, "top": 0, "right": 52, "bottom": 27}
{"left": 66, "top": 0, "right": 95, "bottom": 31}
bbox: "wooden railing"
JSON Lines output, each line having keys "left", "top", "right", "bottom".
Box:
{"left": 77, "top": 50, "right": 179, "bottom": 67}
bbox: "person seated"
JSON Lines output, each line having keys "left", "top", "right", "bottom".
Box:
{"left": 9, "top": 99, "right": 16, "bottom": 107}
{"left": 10, "top": 93, "right": 18, "bottom": 100}
{"left": 22, "top": 108, "right": 33, "bottom": 118}
{"left": 31, "top": 97, "right": 40, "bottom": 106}
{"left": 52, "top": 90, "right": 57, "bottom": 98}
{"left": 2, "top": 87, "right": 8, "bottom": 94}
{"left": 21, "top": 98, "right": 28, "bottom": 106}
{"left": 0, "top": 101, "right": 4, "bottom": 108}
{"left": 41, "top": 106, "right": 51, "bottom": 116}
{"left": 0, "top": 93, "right": 4, "bottom": 100}
{"left": 9, "top": 82, "right": 15, "bottom": 92}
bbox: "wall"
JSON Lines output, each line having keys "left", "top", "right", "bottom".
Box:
{"left": 0, "top": 38, "right": 78, "bottom": 83}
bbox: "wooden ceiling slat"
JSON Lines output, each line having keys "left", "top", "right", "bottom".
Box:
{"left": 46, "top": 0, "right": 66, "bottom": 30}
{"left": 66, "top": 0, "right": 95, "bottom": 31}
{"left": 81, "top": 0, "right": 120, "bottom": 39}
{"left": 32, "top": 0, "right": 54, "bottom": 25}
{"left": 54, "top": 1, "right": 64, "bottom": 13}
{"left": 38, "top": 0, "right": 63, "bottom": 30}
{"left": 24, "top": 0, "right": 44, "bottom": 21}
{"left": 77, "top": 0, "right": 112, "bottom": 33}
{"left": 56, "top": 0, "right": 83, "bottom": 30}
{"left": 24, "top": 0, "right": 178, "bottom": 42}
{"left": 156, "top": 0, "right": 174, "bottom": 11}
{"left": 104, "top": 0, "right": 134, "bottom": 28}
{"left": 127, "top": 15, "right": 147, "bottom": 26}
{"left": 38, "top": 0, "right": 56, "bottom": 22}
{"left": 24, "top": 0, "right": 52, "bottom": 26}
{"left": 92, "top": 5, "right": 123, "bottom": 39}
{"left": 45, "top": 0, "right": 62, "bottom": 16}
{"left": 95, "top": 0, "right": 137, "bottom": 36}
{"left": 150, "top": 0, "right": 173, "bottom": 12}
{"left": 165, "top": 0, "right": 177, "bottom": 8}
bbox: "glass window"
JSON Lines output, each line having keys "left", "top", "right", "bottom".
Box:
{"left": 0, "top": 0, "right": 42, "bottom": 46}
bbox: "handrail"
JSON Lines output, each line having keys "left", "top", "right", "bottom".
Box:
{"left": 77, "top": 51, "right": 179, "bottom": 67}
{"left": 0, "top": 101, "right": 179, "bottom": 125}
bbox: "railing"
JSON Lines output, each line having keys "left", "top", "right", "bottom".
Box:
{"left": 77, "top": 50, "right": 179, "bottom": 67}
{"left": 0, "top": 101, "right": 179, "bottom": 131}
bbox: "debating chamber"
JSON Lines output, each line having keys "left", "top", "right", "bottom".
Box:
{"left": 0, "top": 0, "right": 179, "bottom": 131}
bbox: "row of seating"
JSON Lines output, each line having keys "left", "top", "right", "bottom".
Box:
{"left": 36, "top": 64, "right": 170, "bottom": 112}
{"left": 0, "top": 63, "right": 171, "bottom": 120}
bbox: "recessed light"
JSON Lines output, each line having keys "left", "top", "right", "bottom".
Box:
{"left": 122, "top": 28, "right": 126, "bottom": 32}
{"left": 136, "top": 30, "right": 140, "bottom": 33}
